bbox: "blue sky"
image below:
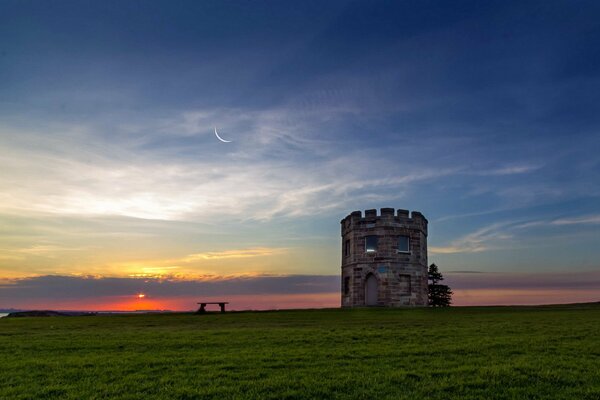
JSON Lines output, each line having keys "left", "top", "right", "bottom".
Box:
{"left": 1, "top": 1, "right": 599, "bottom": 308}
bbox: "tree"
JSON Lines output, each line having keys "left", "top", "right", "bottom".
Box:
{"left": 428, "top": 263, "right": 453, "bottom": 307}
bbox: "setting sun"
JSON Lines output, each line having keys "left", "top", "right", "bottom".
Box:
{"left": 137, "top": 293, "right": 146, "bottom": 299}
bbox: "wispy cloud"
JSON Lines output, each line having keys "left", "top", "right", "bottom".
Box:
{"left": 551, "top": 215, "right": 600, "bottom": 226}
{"left": 430, "top": 222, "right": 514, "bottom": 254}
{"left": 13, "top": 244, "right": 92, "bottom": 256}
{"left": 431, "top": 212, "right": 600, "bottom": 255}
{"left": 471, "top": 164, "right": 542, "bottom": 176}
{"left": 445, "top": 270, "right": 484, "bottom": 274}
{"left": 0, "top": 115, "right": 469, "bottom": 222}
{"left": 0, "top": 255, "right": 24, "bottom": 261}
{"left": 182, "top": 247, "right": 286, "bottom": 261}
{"left": 101, "top": 247, "right": 291, "bottom": 279}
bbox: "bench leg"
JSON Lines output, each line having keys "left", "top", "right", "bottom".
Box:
{"left": 196, "top": 304, "right": 207, "bottom": 314}
{"left": 220, "top": 303, "right": 226, "bottom": 313}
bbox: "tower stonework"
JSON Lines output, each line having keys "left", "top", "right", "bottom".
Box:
{"left": 341, "top": 208, "right": 428, "bottom": 307}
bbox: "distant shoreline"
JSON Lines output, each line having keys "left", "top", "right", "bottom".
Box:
{"left": 0, "top": 301, "right": 598, "bottom": 318}
{"left": 2, "top": 310, "right": 178, "bottom": 318}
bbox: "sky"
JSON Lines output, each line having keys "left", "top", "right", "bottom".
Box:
{"left": 1, "top": 0, "right": 599, "bottom": 311}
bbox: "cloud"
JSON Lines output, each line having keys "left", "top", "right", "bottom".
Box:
{"left": 431, "top": 213, "right": 600, "bottom": 254}
{"left": 445, "top": 270, "right": 484, "bottom": 274}
{"left": 429, "top": 246, "right": 484, "bottom": 254}
{"left": 551, "top": 215, "right": 600, "bottom": 226}
{"left": 472, "top": 164, "right": 541, "bottom": 176}
{"left": 430, "top": 222, "right": 513, "bottom": 254}
{"left": 0, "top": 100, "right": 592, "bottom": 229}
{"left": 0, "top": 113, "right": 471, "bottom": 223}
{"left": 0, "top": 274, "right": 340, "bottom": 303}
{"left": 2, "top": 271, "right": 597, "bottom": 310}
{"left": 444, "top": 270, "right": 600, "bottom": 291}
{"left": 182, "top": 247, "right": 286, "bottom": 261}
{"left": 99, "top": 246, "right": 293, "bottom": 278}
{"left": 0, "top": 255, "right": 24, "bottom": 261}
{"left": 13, "top": 244, "right": 92, "bottom": 257}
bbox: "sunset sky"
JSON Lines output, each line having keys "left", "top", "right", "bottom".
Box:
{"left": 1, "top": 0, "right": 599, "bottom": 311}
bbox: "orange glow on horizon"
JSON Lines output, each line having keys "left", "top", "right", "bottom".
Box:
{"left": 8, "top": 293, "right": 340, "bottom": 312}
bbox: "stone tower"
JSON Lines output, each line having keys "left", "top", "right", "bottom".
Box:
{"left": 340, "top": 208, "right": 428, "bottom": 307}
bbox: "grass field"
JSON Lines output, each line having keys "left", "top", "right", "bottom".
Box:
{"left": 1, "top": 304, "right": 599, "bottom": 399}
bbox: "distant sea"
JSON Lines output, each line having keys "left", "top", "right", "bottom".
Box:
{"left": 0, "top": 313, "right": 8, "bottom": 318}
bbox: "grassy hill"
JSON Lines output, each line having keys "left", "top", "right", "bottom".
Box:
{"left": 1, "top": 304, "right": 599, "bottom": 399}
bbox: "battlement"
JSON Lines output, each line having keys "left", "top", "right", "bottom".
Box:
{"left": 341, "top": 208, "right": 428, "bottom": 235}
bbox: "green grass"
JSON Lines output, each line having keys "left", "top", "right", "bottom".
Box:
{"left": 1, "top": 304, "right": 599, "bottom": 399}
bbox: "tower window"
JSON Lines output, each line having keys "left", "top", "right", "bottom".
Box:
{"left": 397, "top": 235, "right": 410, "bottom": 253}
{"left": 345, "top": 240, "right": 350, "bottom": 256}
{"left": 344, "top": 277, "right": 350, "bottom": 295}
{"left": 365, "top": 235, "right": 378, "bottom": 252}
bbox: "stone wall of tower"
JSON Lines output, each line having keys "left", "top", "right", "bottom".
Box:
{"left": 340, "top": 208, "right": 428, "bottom": 307}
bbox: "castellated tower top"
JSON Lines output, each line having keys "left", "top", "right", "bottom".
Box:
{"left": 340, "top": 208, "right": 428, "bottom": 236}
{"left": 340, "top": 208, "right": 428, "bottom": 307}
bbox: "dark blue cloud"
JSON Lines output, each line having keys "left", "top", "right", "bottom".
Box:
{"left": 0, "top": 275, "right": 340, "bottom": 301}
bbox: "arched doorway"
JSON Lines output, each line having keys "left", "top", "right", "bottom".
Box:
{"left": 365, "top": 273, "right": 378, "bottom": 306}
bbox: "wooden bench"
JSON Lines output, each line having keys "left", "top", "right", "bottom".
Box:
{"left": 196, "top": 302, "right": 229, "bottom": 314}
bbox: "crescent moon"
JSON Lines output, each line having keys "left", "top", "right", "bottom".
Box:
{"left": 214, "top": 127, "right": 232, "bottom": 143}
